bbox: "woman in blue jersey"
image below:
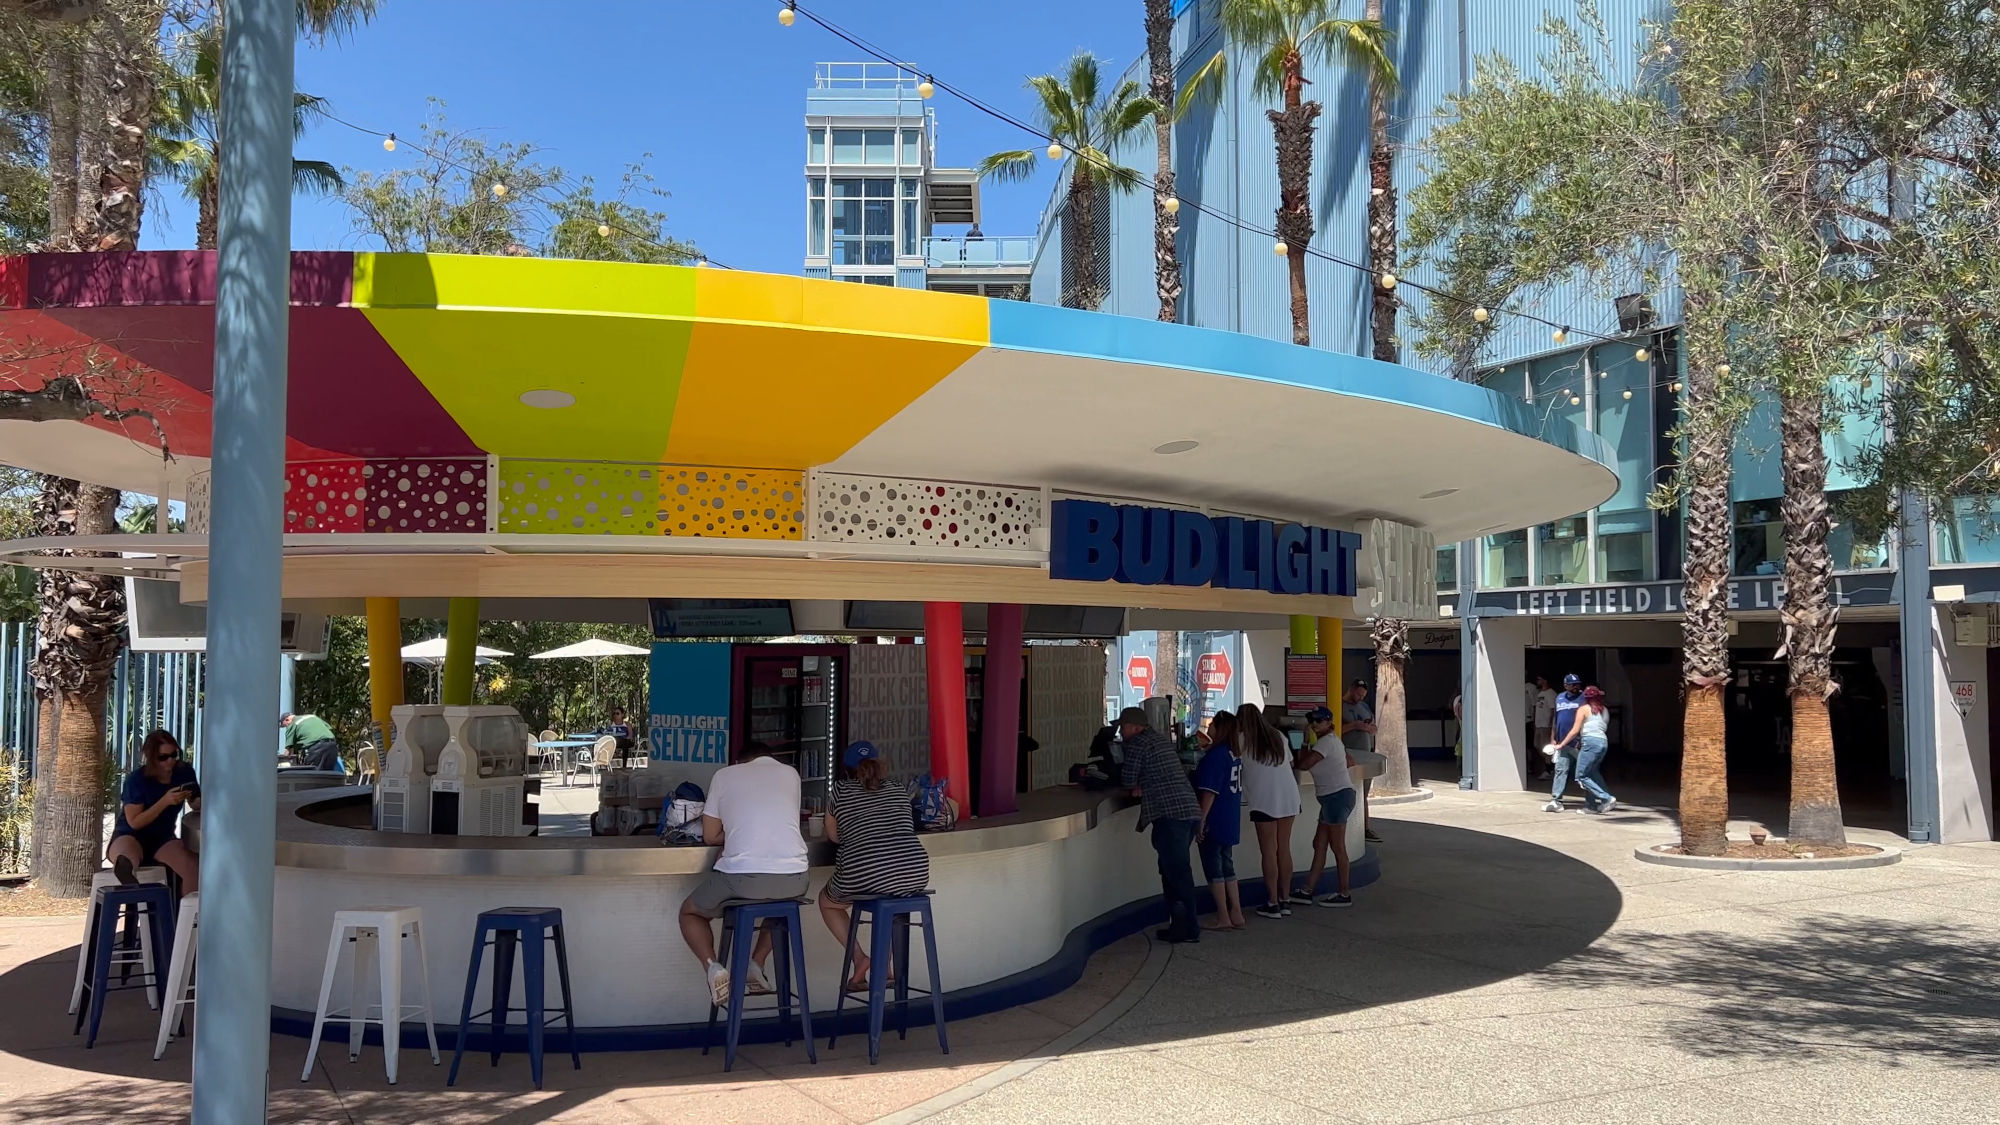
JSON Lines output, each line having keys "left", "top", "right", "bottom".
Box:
{"left": 1550, "top": 686, "right": 1617, "bottom": 814}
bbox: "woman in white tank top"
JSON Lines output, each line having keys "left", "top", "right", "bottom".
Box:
{"left": 1551, "top": 686, "right": 1616, "bottom": 814}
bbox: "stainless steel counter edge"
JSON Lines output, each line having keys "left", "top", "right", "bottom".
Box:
{"left": 274, "top": 788, "right": 1139, "bottom": 877}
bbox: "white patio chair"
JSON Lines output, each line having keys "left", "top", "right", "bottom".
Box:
{"left": 576, "top": 735, "right": 616, "bottom": 787}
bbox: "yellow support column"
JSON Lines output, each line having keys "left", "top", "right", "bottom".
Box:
{"left": 365, "top": 597, "right": 403, "bottom": 733}
{"left": 441, "top": 597, "right": 479, "bottom": 706}
{"left": 1318, "top": 617, "right": 1344, "bottom": 727}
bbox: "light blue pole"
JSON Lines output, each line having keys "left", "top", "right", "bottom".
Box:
{"left": 193, "top": 0, "right": 294, "bottom": 1118}
{"left": 1897, "top": 491, "right": 1939, "bottom": 843}
{"left": 1457, "top": 540, "right": 1479, "bottom": 790}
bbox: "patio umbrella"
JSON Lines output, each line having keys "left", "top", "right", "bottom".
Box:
{"left": 529, "top": 638, "right": 651, "bottom": 721}
{"left": 370, "top": 637, "right": 515, "bottom": 703}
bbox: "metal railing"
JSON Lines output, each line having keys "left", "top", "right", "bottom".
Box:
{"left": 0, "top": 620, "right": 208, "bottom": 790}
{"left": 814, "top": 61, "right": 920, "bottom": 89}
{"left": 923, "top": 236, "right": 1036, "bottom": 268}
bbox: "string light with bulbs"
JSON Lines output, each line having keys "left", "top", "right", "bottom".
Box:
{"left": 780, "top": 0, "right": 1648, "bottom": 353}
{"left": 319, "top": 109, "right": 732, "bottom": 269}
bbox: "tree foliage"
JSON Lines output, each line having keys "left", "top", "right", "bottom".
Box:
{"left": 341, "top": 102, "right": 699, "bottom": 264}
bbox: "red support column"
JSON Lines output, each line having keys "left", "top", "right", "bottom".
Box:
{"left": 923, "top": 602, "right": 971, "bottom": 813}
{"left": 978, "top": 603, "right": 1025, "bottom": 817}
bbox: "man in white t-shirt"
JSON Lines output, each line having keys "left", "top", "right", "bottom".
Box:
{"left": 1532, "top": 676, "right": 1558, "bottom": 779}
{"left": 1296, "top": 707, "right": 1357, "bottom": 907}
{"left": 677, "top": 745, "right": 811, "bottom": 1005}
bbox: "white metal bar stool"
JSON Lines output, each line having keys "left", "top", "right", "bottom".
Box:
{"left": 301, "top": 906, "right": 440, "bottom": 1084}
{"left": 153, "top": 891, "right": 199, "bottom": 1059}
{"left": 69, "top": 867, "right": 169, "bottom": 1016}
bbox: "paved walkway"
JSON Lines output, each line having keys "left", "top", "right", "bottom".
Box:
{"left": 4, "top": 786, "right": 1998, "bottom": 1122}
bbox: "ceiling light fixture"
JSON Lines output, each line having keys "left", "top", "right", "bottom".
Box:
{"left": 1153, "top": 440, "right": 1200, "bottom": 455}
{"left": 1420, "top": 488, "right": 1459, "bottom": 500}
{"left": 519, "top": 389, "right": 576, "bottom": 409}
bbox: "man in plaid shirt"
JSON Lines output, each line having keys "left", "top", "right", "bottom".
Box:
{"left": 1118, "top": 706, "right": 1203, "bottom": 944}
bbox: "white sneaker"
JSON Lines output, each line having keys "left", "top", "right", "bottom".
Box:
{"left": 705, "top": 961, "right": 731, "bottom": 1007}
{"left": 744, "top": 962, "right": 774, "bottom": 995}
{"left": 1543, "top": 801, "right": 1563, "bottom": 813}
{"left": 1600, "top": 799, "right": 1618, "bottom": 814}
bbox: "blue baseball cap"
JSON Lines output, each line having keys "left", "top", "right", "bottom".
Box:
{"left": 843, "top": 740, "right": 880, "bottom": 769}
{"left": 1563, "top": 674, "right": 1582, "bottom": 686}
{"left": 1306, "top": 706, "right": 1335, "bottom": 723}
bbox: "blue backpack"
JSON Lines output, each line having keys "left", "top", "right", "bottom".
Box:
{"left": 912, "top": 772, "right": 955, "bottom": 831}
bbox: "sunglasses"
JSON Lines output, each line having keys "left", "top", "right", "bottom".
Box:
{"left": 154, "top": 748, "right": 181, "bottom": 761}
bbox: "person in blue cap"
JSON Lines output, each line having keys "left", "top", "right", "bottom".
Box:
{"left": 1544, "top": 674, "right": 1587, "bottom": 811}
{"left": 819, "top": 740, "right": 930, "bottom": 990}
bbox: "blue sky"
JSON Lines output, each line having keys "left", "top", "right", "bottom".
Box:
{"left": 146, "top": 0, "right": 1142, "bottom": 273}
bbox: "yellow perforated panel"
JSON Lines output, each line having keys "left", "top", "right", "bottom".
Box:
{"left": 657, "top": 468, "right": 805, "bottom": 539}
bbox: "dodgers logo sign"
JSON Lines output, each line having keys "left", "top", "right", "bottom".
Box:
{"left": 1049, "top": 499, "right": 1360, "bottom": 597}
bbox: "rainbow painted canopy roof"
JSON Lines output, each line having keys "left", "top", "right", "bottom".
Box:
{"left": 0, "top": 251, "right": 1615, "bottom": 543}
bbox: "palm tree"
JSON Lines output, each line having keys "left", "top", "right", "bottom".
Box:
{"left": 1676, "top": 294, "right": 1734, "bottom": 856}
{"left": 151, "top": 25, "right": 343, "bottom": 250}
{"left": 1143, "top": 0, "right": 1182, "bottom": 322}
{"left": 1778, "top": 381, "right": 1845, "bottom": 847}
{"left": 981, "top": 52, "right": 1159, "bottom": 311}
{"left": 1368, "top": 617, "right": 1413, "bottom": 791}
{"left": 1363, "top": 0, "right": 1397, "bottom": 362}
{"left": 1181, "top": 0, "right": 1393, "bottom": 345}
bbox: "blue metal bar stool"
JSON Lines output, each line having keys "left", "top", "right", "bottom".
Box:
{"left": 701, "top": 897, "right": 815, "bottom": 1072}
{"left": 75, "top": 882, "right": 175, "bottom": 1048}
{"left": 830, "top": 892, "right": 947, "bottom": 1064}
{"left": 448, "top": 907, "right": 580, "bottom": 1090}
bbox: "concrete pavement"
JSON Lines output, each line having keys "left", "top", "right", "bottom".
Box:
{"left": 4, "top": 784, "right": 1998, "bottom": 1122}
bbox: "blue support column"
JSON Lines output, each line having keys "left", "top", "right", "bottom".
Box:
{"left": 192, "top": 0, "right": 295, "bottom": 1118}
{"left": 1457, "top": 540, "right": 1479, "bottom": 790}
{"left": 1898, "top": 491, "right": 1940, "bottom": 844}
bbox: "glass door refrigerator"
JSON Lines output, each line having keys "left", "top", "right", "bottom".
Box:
{"left": 732, "top": 643, "right": 846, "bottom": 811}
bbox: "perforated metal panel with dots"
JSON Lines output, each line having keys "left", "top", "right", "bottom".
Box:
{"left": 364, "top": 458, "right": 488, "bottom": 533}
{"left": 656, "top": 467, "right": 806, "bottom": 539}
{"left": 283, "top": 461, "right": 365, "bottom": 533}
{"left": 497, "top": 460, "right": 663, "bottom": 534}
{"left": 812, "top": 472, "right": 1042, "bottom": 549}
{"left": 185, "top": 471, "right": 211, "bottom": 534}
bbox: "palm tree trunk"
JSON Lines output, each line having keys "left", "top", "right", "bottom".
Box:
{"left": 1269, "top": 58, "right": 1319, "bottom": 347}
{"left": 1677, "top": 314, "right": 1733, "bottom": 856}
{"left": 29, "top": 481, "right": 125, "bottom": 897}
{"left": 1365, "top": 0, "right": 1397, "bottom": 364}
{"left": 1370, "top": 617, "right": 1413, "bottom": 793}
{"left": 1780, "top": 384, "right": 1846, "bottom": 847}
{"left": 78, "top": 2, "right": 162, "bottom": 251}
{"left": 1144, "top": 0, "right": 1181, "bottom": 323}
{"left": 1063, "top": 172, "right": 1100, "bottom": 310}
{"left": 45, "top": 35, "right": 80, "bottom": 249}
{"left": 196, "top": 173, "right": 218, "bottom": 250}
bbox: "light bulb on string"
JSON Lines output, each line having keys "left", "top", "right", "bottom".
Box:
{"left": 1046, "top": 143, "right": 1063, "bottom": 159}
{"left": 1716, "top": 363, "right": 1731, "bottom": 378}
{"left": 1635, "top": 347, "right": 1651, "bottom": 363}
{"left": 777, "top": 4, "right": 795, "bottom": 26}
{"left": 597, "top": 223, "right": 612, "bottom": 238}
{"left": 918, "top": 78, "right": 935, "bottom": 99}
{"left": 1472, "top": 307, "right": 1490, "bottom": 323}
{"left": 1622, "top": 389, "right": 1634, "bottom": 400}
{"left": 1163, "top": 196, "right": 1180, "bottom": 215}
{"left": 1378, "top": 271, "right": 1397, "bottom": 290}
{"left": 1569, "top": 395, "right": 1581, "bottom": 406}
{"left": 1553, "top": 326, "right": 1569, "bottom": 344}
{"left": 1671, "top": 381, "right": 1684, "bottom": 392}
{"left": 382, "top": 133, "right": 396, "bottom": 153}
{"left": 1273, "top": 240, "right": 1289, "bottom": 257}
{"left": 491, "top": 182, "right": 508, "bottom": 198}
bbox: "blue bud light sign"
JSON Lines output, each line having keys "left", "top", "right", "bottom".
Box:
{"left": 1049, "top": 500, "right": 1360, "bottom": 597}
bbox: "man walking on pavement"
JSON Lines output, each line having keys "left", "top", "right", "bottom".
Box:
{"left": 1119, "top": 706, "right": 1204, "bottom": 944}
{"left": 1544, "top": 674, "right": 1586, "bottom": 811}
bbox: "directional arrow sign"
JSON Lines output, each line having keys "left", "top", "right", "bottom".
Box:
{"left": 1197, "top": 650, "right": 1233, "bottom": 693}
{"left": 1126, "top": 655, "right": 1155, "bottom": 695}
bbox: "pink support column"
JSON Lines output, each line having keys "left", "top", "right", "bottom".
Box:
{"left": 923, "top": 602, "right": 971, "bottom": 813}
{"left": 978, "top": 603, "right": 1025, "bottom": 817}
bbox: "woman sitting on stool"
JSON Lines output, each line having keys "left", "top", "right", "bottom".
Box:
{"left": 820, "top": 741, "right": 930, "bottom": 991}
{"left": 107, "top": 729, "right": 200, "bottom": 894}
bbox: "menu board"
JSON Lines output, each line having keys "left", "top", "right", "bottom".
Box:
{"left": 1286, "top": 653, "right": 1328, "bottom": 714}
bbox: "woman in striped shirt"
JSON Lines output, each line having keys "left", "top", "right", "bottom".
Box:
{"left": 820, "top": 740, "right": 931, "bottom": 990}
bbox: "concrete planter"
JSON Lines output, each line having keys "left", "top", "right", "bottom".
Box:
{"left": 1633, "top": 843, "right": 1902, "bottom": 872}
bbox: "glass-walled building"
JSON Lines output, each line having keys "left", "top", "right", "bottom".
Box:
{"left": 802, "top": 62, "right": 1031, "bottom": 298}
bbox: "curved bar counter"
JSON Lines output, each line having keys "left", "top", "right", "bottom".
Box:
{"left": 271, "top": 773, "right": 1381, "bottom": 1043}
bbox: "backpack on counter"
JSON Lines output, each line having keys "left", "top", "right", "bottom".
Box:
{"left": 912, "top": 772, "right": 956, "bottom": 832}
